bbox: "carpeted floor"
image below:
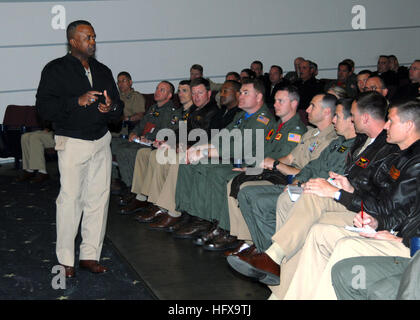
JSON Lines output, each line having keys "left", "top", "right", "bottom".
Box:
{"left": 0, "top": 174, "right": 155, "bottom": 300}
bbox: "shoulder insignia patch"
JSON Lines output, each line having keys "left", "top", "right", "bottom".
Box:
{"left": 355, "top": 157, "right": 370, "bottom": 168}
{"left": 265, "top": 129, "right": 275, "bottom": 140}
{"left": 288, "top": 133, "right": 301, "bottom": 143}
{"left": 257, "top": 115, "right": 270, "bottom": 125}
{"left": 389, "top": 165, "right": 400, "bottom": 180}
{"left": 275, "top": 133, "right": 282, "bottom": 141}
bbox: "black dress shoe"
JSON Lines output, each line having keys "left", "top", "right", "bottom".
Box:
{"left": 15, "top": 171, "right": 36, "bottom": 182}
{"left": 118, "top": 192, "right": 136, "bottom": 206}
{"left": 30, "top": 172, "right": 50, "bottom": 183}
{"left": 119, "top": 199, "right": 151, "bottom": 215}
{"left": 148, "top": 213, "right": 182, "bottom": 231}
{"left": 203, "top": 231, "right": 239, "bottom": 251}
{"left": 172, "top": 218, "right": 213, "bottom": 239}
{"left": 167, "top": 212, "right": 191, "bottom": 233}
{"left": 193, "top": 221, "right": 221, "bottom": 246}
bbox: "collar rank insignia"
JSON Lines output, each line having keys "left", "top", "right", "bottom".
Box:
{"left": 153, "top": 111, "right": 160, "bottom": 117}
{"left": 356, "top": 157, "right": 370, "bottom": 168}
{"left": 389, "top": 165, "right": 400, "bottom": 180}
{"left": 337, "top": 145, "right": 348, "bottom": 153}
{"left": 265, "top": 129, "right": 275, "bottom": 140}
{"left": 257, "top": 115, "right": 270, "bottom": 125}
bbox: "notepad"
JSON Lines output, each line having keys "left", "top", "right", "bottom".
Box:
{"left": 287, "top": 185, "right": 303, "bottom": 202}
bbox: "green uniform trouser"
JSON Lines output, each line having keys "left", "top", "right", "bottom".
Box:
{"left": 175, "top": 163, "right": 241, "bottom": 230}
{"left": 111, "top": 137, "right": 149, "bottom": 187}
{"left": 331, "top": 256, "right": 410, "bottom": 300}
{"left": 237, "top": 184, "right": 285, "bottom": 252}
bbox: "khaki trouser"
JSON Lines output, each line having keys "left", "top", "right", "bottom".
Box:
{"left": 284, "top": 224, "right": 410, "bottom": 300}
{"left": 227, "top": 179, "right": 273, "bottom": 241}
{"left": 21, "top": 130, "right": 55, "bottom": 171}
{"left": 131, "top": 148, "right": 153, "bottom": 196}
{"left": 269, "top": 211, "right": 356, "bottom": 299}
{"left": 55, "top": 132, "right": 112, "bottom": 267}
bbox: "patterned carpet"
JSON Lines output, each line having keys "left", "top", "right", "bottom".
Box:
{"left": 0, "top": 174, "right": 155, "bottom": 300}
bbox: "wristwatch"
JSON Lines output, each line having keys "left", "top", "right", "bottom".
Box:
{"left": 333, "top": 189, "right": 342, "bottom": 201}
{"left": 273, "top": 160, "right": 280, "bottom": 171}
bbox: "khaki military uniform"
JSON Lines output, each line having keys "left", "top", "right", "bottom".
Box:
{"left": 228, "top": 124, "right": 337, "bottom": 239}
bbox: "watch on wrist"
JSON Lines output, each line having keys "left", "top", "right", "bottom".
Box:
{"left": 273, "top": 160, "right": 280, "bottom": 171}
{"left": 333, "top": 189, "right": 342, "bottom": 201}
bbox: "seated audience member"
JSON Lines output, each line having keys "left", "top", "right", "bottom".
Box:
{"left": 111, "top": 71, "right": 146, "bottom": 136}
{"left": 189, "top": 63, "right": 222, "bottom": 92}
{"left": 355, "top": 70, "right": 372, "bottom": 95}
{"left": 118, "top": 77, "right": 219, "bottom": 219}
{"left": 363, "top": 75, "right": 389, "bottom": 98}
{"left": 240, "top": 68, "right": 256, "bottom": 82}
{"left": 215, "top": 72, "right": 241, "bottom": 108}
{"left": 294, "top": 59, "right": 324, "bottom": 112}
{"left": 225, "top": 97, "right": 355, "bottom": 257}
{"left": 285, "top": 57, "right": 305, "bottom": 84}
{"left": 328, "top": 61, "right": 358, "bottom": 98}
{"left": 326, "top": 84, "right": 348, "bottom": 99}
{"left": 265, "top": 65, "right": 290, "bottom": 107}
{"left": 250, "top": 60, "right": 271, "bottom": 90}
{"left": 374, "top": 55, "right": 399, "bottom": 88}
{"left": 393, "top": 60, "right": 420, "bottom": 101}
{"left": 331, "top": 251, "right": 420, "bottom": 300}
{"left": 388, "top": 54, "right": 409, "bottom": 86}
{"left": 16, "top": 121, "right": 55, "bottom": 183}
{"left": 173, "top": 82, "right": 307, "bottom": 249}
{"left": 111, "top": 81, "right": 179, "bottom": 193}
{"left": 281, "top": 99, "right": 420, "bottom": 299}
{"left": 226, "top": 92, "right": 398, "bottom": 298}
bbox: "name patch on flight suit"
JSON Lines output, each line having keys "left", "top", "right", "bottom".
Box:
{"left": 265, "top": 129, "right": 275, "bottom": 140}
{"left": 171, "top": 116, "right": 179, "bottom": 125}
{"left": 355, "top": 157, "right": 370, "bottom": 168}
{"left": 389, "top": 165, "right": 400, "bottom": 180}
{"left": 337, "top": 145, "right": 348, "bottom": 153}
{"left": 288, "top": 133, "right": 301, "bottom": 143}
{"left": 257, "top": 115, "right": 270, "bottom": 125}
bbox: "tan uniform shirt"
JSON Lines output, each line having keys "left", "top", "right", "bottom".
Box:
{"left": 120, "top": 89, "right": 146, "bottom": 118}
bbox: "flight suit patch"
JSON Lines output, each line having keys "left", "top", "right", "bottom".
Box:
{"left": 153, "top": 111, "right": 160, "bottom": 117}
{"left": 288, "top": 133, "right": 301, "bottom": 143}
{"left": 274, "top": 133, "right": 282, "bottom": 141}
{"left": 309, "top": 142, "right": 318, "bottom": 153}
{"left": 257, "top": 115, "right": 270, "bottom": 125}
{"left": 389, "top": 165, "right": 400, "bottom": 180}
{"left": 171, "top": 116, "right": 179, "bottom": 125}
{"left": 265, "top": 129, "right": 275, "bottom": 140}
{"left": 355, "top": 157, "right": 370, "bottom": 168}
{"left": 337, "top": 145, "right": 348, "bottom": 153}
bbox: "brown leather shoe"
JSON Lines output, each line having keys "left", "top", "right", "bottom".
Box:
{"left": 203, "top": 231, "right": 239, "bottom": 251}
{"left": 172, "top": 218, "right": 213, "bottom": 239}
{"left": 119, "top": 199, "right": 151, "bottom": 215}
{"left": 60, "top": 264, "right": 75, "bottom": 278}
{"left": 223, "top": 241, "right": 249, "bottom": 256}
{"left": 227, "top": 252, "right": 280, "bottom": 285}
{"left": 79, "top": 260, "right": 108, "bottom": 274}
{"left": 167, "top": 213, "right": 192, "bottom": 233}
{"left": 30, "top": 172, "right": 49, "bottom": 183}
{"left": 15, "top": 170, "right": 36, "bottom": 182}
{"left": 148, "top": 212, "right": 182, "bottom": 231}
{"left": 118, "top": 192, "right": 136, "bottom": 206}
{"left": 135, "top": 207, "right": 166, "bottom": 223}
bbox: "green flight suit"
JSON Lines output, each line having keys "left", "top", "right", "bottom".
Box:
{"left": 175, "top": 107, "right": 307, "bottom": 231}
{"left": 239, "top": 135, "right": 356, "bottom": 252}
{"left": 111, "top": 100, "right": 181, "bottom": 186}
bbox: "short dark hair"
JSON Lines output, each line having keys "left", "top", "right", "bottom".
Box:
{"left": 117, "top": 71, "right": 132, "bottom": 81}
{"left": 190, "top": 64, "right": 203, "bottom": 74}
{"left": 336, "top": 98, "right": 354, "bottom": 119}
{"left": 276, "top": 85, "right": 300, "bottom": 105}
{"left": 338, "top": 61, "right": 352, "bottom": 72}
{"left": 190, "top": 77, "right": 210, "bottom": 91}
{"left": 224, "top": 80, "right": 241, "bottom": 92}
{"left": 356, "top": 91, "right": 388, "bottom": 121}
{"left": 179, "top": 79, "right": 191, "bottom": 86}
{"left": 225, "top": 71, "right": 240, "bottom": 82}
{"left": 161, "top": 80, "right": 175, "bottom": 95}
{"left": 358, "top": 69, "right": 372, "bottom": 76}
{"left": 241, "top": 68, "right": 256, "bottom": 79}
{"left": 270, "top": 65, "right": 283, "bottom": 75}
{"left": 241, "top": 78, "right": 266, "bottom": 99}
{"left": 390, "top": 99, "right": 420, "bottom": 133}
{"left": 66, "top": 20, "right": 92, "bottom": 42}
{"left": 251, "top": 60, "right": 263, "bottom": 69}
{"left": 367, "top": 75, "right": 387, "bottom": 89}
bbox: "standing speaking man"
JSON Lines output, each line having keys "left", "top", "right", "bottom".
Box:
{"left": 36, "top": 20, "right": 123, "bottom": 278}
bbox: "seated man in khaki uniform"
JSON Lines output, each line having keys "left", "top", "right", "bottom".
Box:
{"left": 16, "top": 120, "right": 55, "bottom": 183}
